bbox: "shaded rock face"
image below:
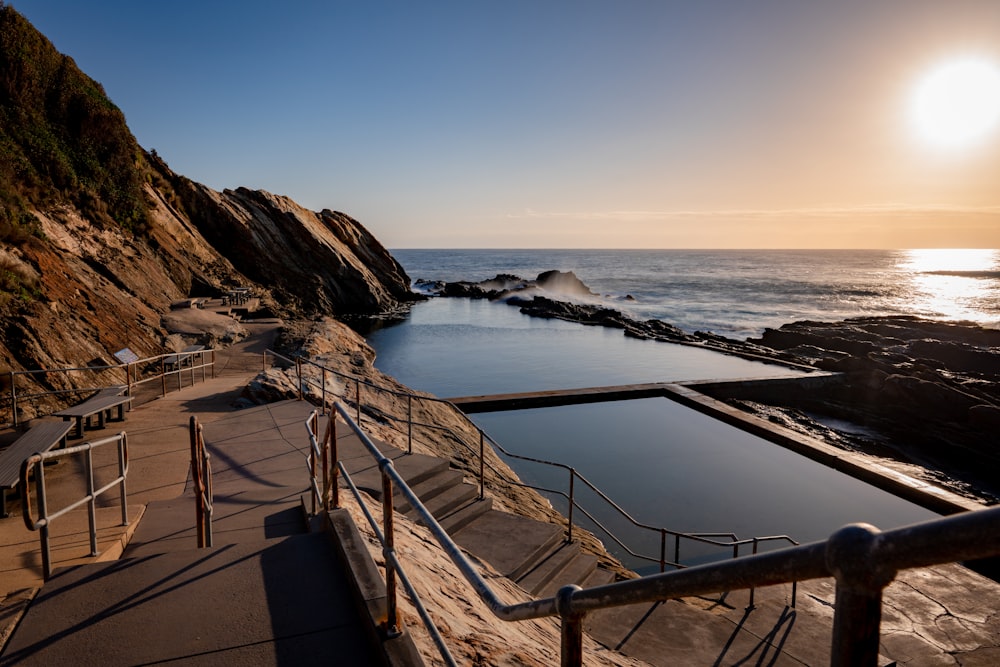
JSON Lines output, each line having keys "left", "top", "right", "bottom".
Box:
{"left": 158, "top": 170, "right": 418, "bottom": 318}
{"left": 733, "top": 317, "right": 1000, "bottom": 501}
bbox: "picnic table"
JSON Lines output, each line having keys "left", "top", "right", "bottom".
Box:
{"left": 53, "top": 392, "right": 132, "bottom": 439}
{"left": 163, "top": 345, "right": 206, "bottom": 371}
{"left": 0, "top": 419, "right": 73, "bottom": 516}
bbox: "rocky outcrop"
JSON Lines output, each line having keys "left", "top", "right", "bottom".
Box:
{"left": 153, "top": 159, "right": 418, "bottom": 318}
{"left": 0, "top": 6, "right": 418, "bottom": 417}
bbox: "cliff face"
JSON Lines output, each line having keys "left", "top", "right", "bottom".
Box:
{"left": 0, "top": 4, "right": 415, "bottom": 398}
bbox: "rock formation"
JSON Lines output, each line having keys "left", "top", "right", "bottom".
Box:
{"left": 0, "top": 4, "right": 418, "bottom": 416}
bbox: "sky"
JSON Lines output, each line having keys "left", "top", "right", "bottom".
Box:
{"left": 11, "top": 1, "right": 1000, "bottom": 249}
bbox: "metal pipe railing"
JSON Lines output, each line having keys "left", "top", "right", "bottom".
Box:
{"left": 328, "top": 399, "right": 1000, "bottom": 667}
{"left": 189, "top": 416, "right": 213, "bottom": 548}
{"left": 265, "top": 348, "right": 797, "bottom": 573}
{"left": 5, "top": 350, "right": 216, "bottom": 426}
{"left": 19, "top": 431, "right": 130, "bottom": 579}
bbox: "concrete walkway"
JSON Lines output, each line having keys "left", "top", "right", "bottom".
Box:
{"left": 2, "top": 320, "right": 1000, "bottom": 665}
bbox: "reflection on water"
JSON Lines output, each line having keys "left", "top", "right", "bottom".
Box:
{"left": 473, "top": 399, "right": 938, "bottom": 574}
{"left": 896, "top": 249, "right": 1000, "bottom": 324}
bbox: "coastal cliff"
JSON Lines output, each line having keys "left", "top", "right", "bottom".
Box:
{"left": 0, "top": 4, "right": 416, "bottom": 406}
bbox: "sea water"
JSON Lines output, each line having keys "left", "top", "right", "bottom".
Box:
{"left": 364, "top": 249, "right": 996, "bottom": 569}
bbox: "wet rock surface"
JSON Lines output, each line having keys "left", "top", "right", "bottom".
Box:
{"left": 430, "top": 273, "right": 1000, "bottom": 504}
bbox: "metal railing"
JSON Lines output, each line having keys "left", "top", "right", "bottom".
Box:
{"left": 19, "top": 431, "right": 130, "bottom": 580}
{"left": 324, "top": 400, "right": 1000, "bottom": 667}
{"left": 189, "top": 416, "right": 213, "bottom": 548}
{"left": 265, "top": 348, "right": 797, "bottom": 574}
{"left": 3, "top": 349, "right": 216, "bottom": 427}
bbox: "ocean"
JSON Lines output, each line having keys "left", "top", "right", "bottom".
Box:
{"left": 362, "top": 249, "right": 970, "bottom": 568}
{"left": 393, "top": 248, "right": 1000, "bottom": 340}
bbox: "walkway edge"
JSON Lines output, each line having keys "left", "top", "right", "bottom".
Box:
{"left": 325, "top": 507, "right": 425, "bottom": 667}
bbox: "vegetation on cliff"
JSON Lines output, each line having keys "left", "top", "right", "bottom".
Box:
{"left": 0, "top": 2, "right": 148, "bottom": 238}
{"left": 0, "top": 5, "right": 414, "bottom": 410}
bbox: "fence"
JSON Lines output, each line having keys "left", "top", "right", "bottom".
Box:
{"left": 3, "top": 349, "right": 216, "bottom": 427}
{"left": 19, "top": 431, "right": 130, "bottom": 580}
{"left": 267, "top": 348, "right": 798, "bottom": 574}
{"left": 321, "top": 399, "right": 1000, "bottom": 667}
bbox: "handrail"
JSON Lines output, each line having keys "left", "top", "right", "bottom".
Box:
{"left": 4, "top": 349, "right": 216, "bottom": 427}
{"left": 304, "top": 411, "right": 332, "bottom": 515}
{"left": 189, "top": 416, "right": 213, "bottom": 548}
{"left": 20, "top": 431, "right": 130, "bottom": 579}
{"left": 329, "top": 399, "right": 1000, "bottom": 666}
{"left": 264, "top": 348, "right": 798, "bottom": 573}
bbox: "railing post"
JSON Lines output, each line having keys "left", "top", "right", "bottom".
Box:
{"left": 10, "top": 372, "right": 17, "bottom": 428}
{"left": 748, "top": 538, "right": 759, "bottom": 610}
{"left": 211, "top": 349, "right": 216, "bottom": 379}
{"left": 295, "top": 358, "right": 303, "bottom": 401}
{"left": 826, "top": 524, "right": 895, "bottom": 667}
{"left": 321, "top": 368, "right": 327, "bottom": 415}
{"left": 355, "top": 379, "right": 361, "bottom": 423}
{"left": 262, "top": 350, "right": 267, "bottom": 372}
{"left": 407, "top": 394, "right": 413, "bottom": 454}
{"left": 381, "top": 464, "right": 401, "bottom": 637}
{"left": 161, "top": 359, "right": 166, "bottom": 397}
{"left": 310, "top": 413, "right": 318, "bottom": 516}
{"left": 331, "top": 417, "right": 340, "bottom": 509}
{"left": 478, "top": 431, "right": 485, "bottom": 500}
{"left": 660, "top": 529, "right": 667, "bottom": 573}
{"left": 85, "top": 447, "right": 98, "bottom": 556}
{"left": 674, "top": 533, "right": 681, "bottom": 566}
{"left": 118, "top": 433, "right": 129, "bottom": 526}
{"left": 556, "top": 585, "right": 584, "bottom": 667}
{"left": 567, "top": 469, "right": 575, "bottom": 544}
{"left": 190, "top": 416, "right": 205, "bottom": 548}
{"left": 35, "top": 459, "right": 51, "bottom": 579}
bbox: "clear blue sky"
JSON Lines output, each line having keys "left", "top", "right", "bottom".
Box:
{"left": 12, "top": 1, "right": 1000, "bottom": 248}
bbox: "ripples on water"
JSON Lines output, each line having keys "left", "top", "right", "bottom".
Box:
{"left": 394, "top": 248, "right": 1000, "bottom": 338}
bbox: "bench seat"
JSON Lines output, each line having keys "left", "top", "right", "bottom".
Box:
{"left": 53, "top": 394, "right": 132, "bottom": 438}
{"left": 0, "top": 419, "right": 73, "bottom": 516}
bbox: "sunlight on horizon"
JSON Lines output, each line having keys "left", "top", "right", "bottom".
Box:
{"left": 897, "top": 249, "right": 1000, "bottom": 324}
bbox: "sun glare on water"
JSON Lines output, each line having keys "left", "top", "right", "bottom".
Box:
{"left": 898, "top": 249, "right": 1000, "bottom": 324}
{"left": 909, "top": 57, "right": 1000, "bottom": 150}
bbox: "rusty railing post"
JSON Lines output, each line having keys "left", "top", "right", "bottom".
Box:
{"left": 331, "top": 417, "right": 340, "bottom": 509}
{"left": 407, "top": 394, "right": 413, "bottom": 454}
{"left": 827, "top": 524, "right": 895, "bottom": 667}
{"left": 557, "top": 585, "right": 584, "bottom": 667}
{"left": 10, "top": 371, "right": 17, "bottom": 428}
{"left": 660, "top": 529, "right": 667, "bottom": 573}
{"left": 321, "top": 368, "right": 327, "bottom": 415}
{"left": 295, "top": 358, "right": 303, "bottom": 401}
{"left": 381, "top": 463, "right": 401, "bottom": 637}
{"left": 478, "top": 431, "right": 485, "bottom": 500}
{"left": 567, "top": 469, "right": 575, "bottom": 544}
{"left": 161, "top": 359, "right": 167, "bottom": 397}
{"left": 190, "top": 416, "right": 205, "bottom": 548}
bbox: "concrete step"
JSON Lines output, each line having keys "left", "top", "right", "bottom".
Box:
{"left": 533, "top": 552, "right": 599, "bottom": 599}
{"left": 394, "top": 468, "right": 465, "bottom": 514}
{"left": 451, "top": 509, "right": 564, "bottom": 580}
{"left": 515, "top": 540, "right": 581, "bottom": 596}
{"left": 580, "top": 565, "right": 616, "bottom": 589}
{"left": 413, "top": 481, "right": 478, "bottom": 521}
{"left": 345, "top": 451, "right": 449, "bottom": 500}
{"left": 438, "top": 496, "right": 493, "bottom": 533}
{"left": 0, "top": 533, "right": 383, "bottom": 666}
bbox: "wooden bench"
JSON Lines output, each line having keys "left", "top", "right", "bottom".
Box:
{"left": 0, "top": 419, "right": 73, "bottom": 517}
{"left": 53, "top": 393, "right": 133, "bottom": 439}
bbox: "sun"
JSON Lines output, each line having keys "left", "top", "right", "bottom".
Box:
{"left": 909, "top": 57, "right": 1000, "bottom": 150}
